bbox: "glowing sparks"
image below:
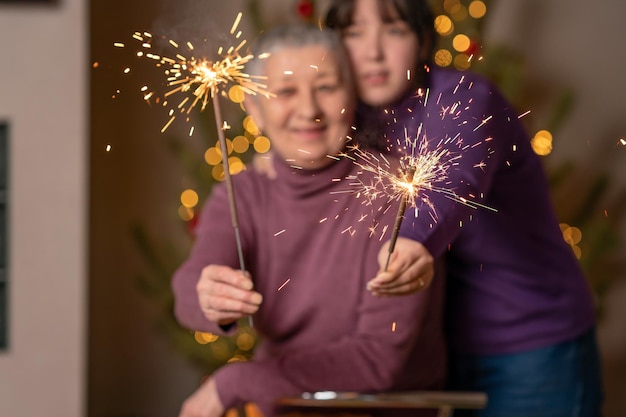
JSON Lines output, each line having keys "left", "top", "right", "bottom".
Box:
{"left": 338, "top": 127, "right": 496, "bottom": 252}
{"left": 342, "top": 137, "right": 454, "bottom": 218}
{"left": 278, "top": 279, "right": 291, "bottom": 291}
{"left": 115, "top": 12, "right": 271, "bottom": 132}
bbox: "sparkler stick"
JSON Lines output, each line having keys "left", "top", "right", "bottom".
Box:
{"left": 212, "top": 92, "right": 246, "bottom": 274}
{"left": 384, "top": 166, "right": 416, "bottom": 271}
{"left": 115, "top": 13, "right": 271, "bottom": 327}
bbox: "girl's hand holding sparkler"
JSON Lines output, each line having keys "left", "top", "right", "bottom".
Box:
{"left": 368, "top": 237, "right": 434, "bottom": 296}
{"left": 197, "top": 264, "right": 262, "bottom": 326}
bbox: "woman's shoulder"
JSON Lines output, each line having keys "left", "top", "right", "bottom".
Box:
{"left": 429, "top": 66, "right": 495, "bottom": 95}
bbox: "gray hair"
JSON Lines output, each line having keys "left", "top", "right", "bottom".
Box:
{"left": 247, "top": 23, "right": 354, "bottom": 98}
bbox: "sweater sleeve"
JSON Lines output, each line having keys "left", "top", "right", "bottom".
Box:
{"left": 212, "top": 244, "right": 441, "bottom": 415}
{"left": 171, "top": 183, "right": 247, "bottom": 334}
{"left": 399, "top": 73, "right": 529, "bottom": 257}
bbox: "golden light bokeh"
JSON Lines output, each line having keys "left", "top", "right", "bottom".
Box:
{"left": 434, "top": 49, "right": 453, "bottom": 67}
{"left": 434, "top": 15, "right": 454, "bottom": 37}
{"left": 453, "top": 34, "right": 471, "bottom": 52}
{"left": 178, "top": 205, "right": 194, "bottom": 221}
{"left": 531, "top": 129, "right": 554, "bottom": 156}
{"left": 253, "top": 136, "right": 271, "bottom": 153}
{"left": 468, "top": 1, "right": 487, "bottom": 18}
{"left": 228, "top": 156, "right": 245, "bottom": 175}
{"left": 205, "top": 147, "right": 223, "bottom": 165}
{"left": 228, "top": 85, "right": 246, "bottom": 103}
{"left": 180, "top": 189, "right": 199, "bottom": 208}
{"left": 194, "top": 331, "right": 219, "bottom": 344}
{"left": 560, "top": 223, "right": 583, "bottom": 259}
{"left": 232, "top": 135, "right": 250, "bottom": 153}
{"left": 244, "top": 115, "right": 260, "bottom": 136}
{"left": 236, "top": 333, "right": 255, "bottom": 351}
{"left": 453, "top": 53, "right": 472, "bottom": 70}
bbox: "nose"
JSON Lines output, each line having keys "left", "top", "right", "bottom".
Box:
{"left": 366, "top": 30, "right": 384, "bottom": 61}
{"left": 298, "top": 89, "right": 322, "bottom": 120}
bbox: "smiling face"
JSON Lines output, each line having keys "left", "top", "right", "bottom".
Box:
{"left": 341, "top": 0, "right": 420, "bottom": 107}
{"left": 246, "top": 44, "right": 355, "bottom": 170}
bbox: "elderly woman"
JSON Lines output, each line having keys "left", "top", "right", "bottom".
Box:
{"left": 172, "top": 23, "right": 445, "bottom": 417}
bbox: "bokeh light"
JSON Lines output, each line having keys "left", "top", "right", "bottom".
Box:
{"left": 468, "top": 1, "right": 487, "bottom": 18}
{"left": 453, "top": 53, "right": 471, "bottom": 70}
{"left": 194, "top": 331, "right": 219, "bottom": 344}
{"left": 180, "top": 189, "right": 199, "bottom": 208}
{"left": 232, "top": 135, "right": 250, "bottom": 153}
{"left": 434, "top": 15, "right": 454, "bottom": 37}
{"left": 560, "top": 223, "right": 583, "bottom": 259}
{"left": 452, "top": 34, "right": 471, "bottom": 52}
{"left": 178, "top": 205, "right": 194, "bottom": 221}
{"left": 244, "top": 115, "right": 260, "bottom": 136}
{"left": 228, "top": 85, "right": 246, "bottom": 103}
{"left": 253, "top": 135, "right": 271, "bottom": 153}
{"left": 236, "top": 333, "right": 255, "bottom": 351}
{"left": 205, "top": 147, "right": 222, "bottom": 165}
{"left": 434, "top": 49, "right": 453, "bottom": 67}
{"left": 531, "top": 130, "right": 554, "bottom": 155}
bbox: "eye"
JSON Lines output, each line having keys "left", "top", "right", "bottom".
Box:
{"left": 342, "top": 26, "right": 363, "bottom": 38}
{"left": 317, "top": 83, "right": 338, "bottom": 93}
{"left": 273, "top": 87, "right": 296, "bottom": 98}
{"left": 386, "top": 22, "right": 411, "bottom": 36}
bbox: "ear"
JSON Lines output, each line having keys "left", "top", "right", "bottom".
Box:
{"left": 243, "top": 95, "right": 266, "bottom": 132}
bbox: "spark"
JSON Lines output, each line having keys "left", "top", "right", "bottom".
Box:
{"left": 114, "top": 14, "right": 270, "bottom": 330}
{"left": 339, "top": 127, "right": 496, "bottom": 268}
{"left": 278, "top": 279, "right": 291, "bottom": 291}
{"left": 115, "top": 12, "right": 271, "bottom": 133}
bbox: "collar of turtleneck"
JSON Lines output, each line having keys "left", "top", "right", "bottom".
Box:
{"left": 271, "top": 153, "right": 355, "bottom": 199}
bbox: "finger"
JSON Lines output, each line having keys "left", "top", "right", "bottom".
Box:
{"left": 370, "top": 275, "right": 430, "bottom": 296}
{"left": 374, "top": 264, "right": 433, "bottom": 291}
{"left": 203, "top": 292, "right": 262, "bottom": 315}
{"left": 202, "top": 265, "right": 254, "bottom": 291}
{"left": 200, "top": 280, "right": 263, "bottom": 307}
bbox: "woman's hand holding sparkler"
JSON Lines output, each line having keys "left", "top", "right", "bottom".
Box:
{"left": 197, "top": 264, "right": 262, "bottom": 326}
{"left": 368, "top": 237, "right": 434, "bottom": 296}
{"left": 178, "top": 376, "right": 223, "bottom": 417}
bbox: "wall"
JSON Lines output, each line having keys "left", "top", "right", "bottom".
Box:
{"left": 0, "top": 1, "right": 87, "bottom": 417}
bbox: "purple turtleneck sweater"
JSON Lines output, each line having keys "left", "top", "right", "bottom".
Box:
{"left": 365, "top": 67, "right": 595, "bottom": 356}
{"left": 172, "top": 154, "right": 446, "bottom": 416}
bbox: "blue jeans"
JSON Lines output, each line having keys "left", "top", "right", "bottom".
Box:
{"left": 447, "top": 328, "right": 604, "bottom": 417}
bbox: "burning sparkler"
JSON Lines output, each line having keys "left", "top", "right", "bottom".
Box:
{"left": 343, "top": 128, "right": 496, "bottom": 271}
{"left": 115, "top": 13, "right": 271, "bottom": 315}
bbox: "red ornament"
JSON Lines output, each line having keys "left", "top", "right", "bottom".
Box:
{"left": 466, "top": 40, "right": 481, "bottom": 57}
{"left": 296, "top": 0, "right": 314, "bottom": 20}
{"left": 186, "top": 211, "right": 200, "bottom": 237}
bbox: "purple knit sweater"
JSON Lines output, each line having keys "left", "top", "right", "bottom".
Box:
{"left": 172, "top": 153, "right": 446, "bottom": 416}
{"left": 365, "top": 67, "right": 596, "bottom": 355}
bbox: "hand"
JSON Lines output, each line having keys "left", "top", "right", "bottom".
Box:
{"left": 368, "top": 237, "right": 434, "bottom": 296}
{"left": 197, "top": 264, "right": 263, "bottom": 326}
{"left": 178, "top": 377, "right": 224, "bottom": 417}
{"left": 252, "top": 151, "right": 276, "bottom": 179}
